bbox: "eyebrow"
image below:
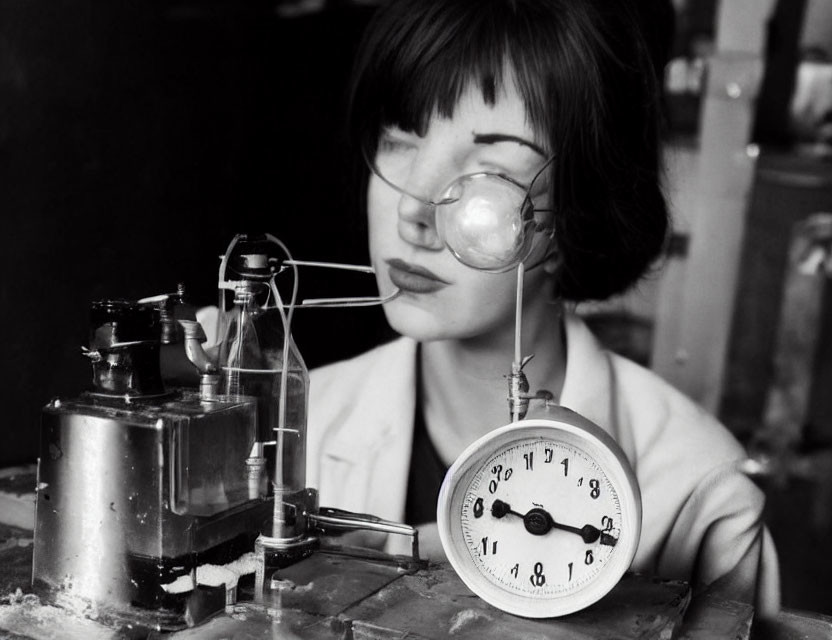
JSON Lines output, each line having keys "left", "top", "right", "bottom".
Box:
{"left": 472, "top": 132, "right": 547, "bottom": 157}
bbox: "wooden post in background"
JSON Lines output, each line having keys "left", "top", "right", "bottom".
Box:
{"left": 651, "top": 0, "right": 776, "bottom": 412}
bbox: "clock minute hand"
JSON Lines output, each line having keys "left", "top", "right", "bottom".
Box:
{"left": 550, "top": 519, "right": 601, "bottom": 544}
{"left": 491, "top": 499, "right": 616, "bottom": 546}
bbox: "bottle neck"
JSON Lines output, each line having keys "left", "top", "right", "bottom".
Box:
{"left": 233, "top": 283, "right": 259, "bottom": 307}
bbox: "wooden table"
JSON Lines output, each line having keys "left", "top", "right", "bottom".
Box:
{"left": 0, "top": 465, "right": 790, "bottom": 640}
{"left": 0, "top": 520, "right": 755, "bottom": 640}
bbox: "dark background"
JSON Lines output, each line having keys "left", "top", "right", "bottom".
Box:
{"left": 1, "top": 0, "right": 390, "bottom": 468}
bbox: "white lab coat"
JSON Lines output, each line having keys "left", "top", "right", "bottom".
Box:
{"left": 307, "top": 313, "right": 780, "bottom": 616}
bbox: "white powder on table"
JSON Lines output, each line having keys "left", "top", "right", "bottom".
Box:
{"left": 161, "top": 551, "right": 258, "bottom": 594}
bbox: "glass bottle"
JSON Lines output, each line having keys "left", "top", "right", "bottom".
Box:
{"left": 217, "top": 278, "right": 310, "bottom": 538}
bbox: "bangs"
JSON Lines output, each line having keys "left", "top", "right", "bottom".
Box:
{"left": 349, "top": 0, "right": 561, "bottom": 152}
{"left": 380, "top": 5, "right": 509, "bottom": 134}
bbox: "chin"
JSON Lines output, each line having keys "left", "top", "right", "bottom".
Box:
{"left": 381, "top": 300, "right": 455, "bottom": 343}
{"left": 382, "top": 298, "right": 498, "bottom": 343}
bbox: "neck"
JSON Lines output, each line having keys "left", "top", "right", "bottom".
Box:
{"left": 420, "top": 297, "right": 566, "bottom": 464}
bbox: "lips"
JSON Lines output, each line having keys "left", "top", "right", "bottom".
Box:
{"left": 386, "top": 258, "right": 449, "bottom": 294}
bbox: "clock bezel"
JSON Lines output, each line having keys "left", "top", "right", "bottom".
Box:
{"left": 437, "top": 408, "right": 642, "bottom": 618}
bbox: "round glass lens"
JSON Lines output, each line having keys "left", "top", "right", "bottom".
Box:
{"left": 436, "top": 174, "right": 535, "bottom": 271}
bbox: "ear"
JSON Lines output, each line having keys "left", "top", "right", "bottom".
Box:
{"left": 542, "top": 243, "right": 561, "bottom": 275}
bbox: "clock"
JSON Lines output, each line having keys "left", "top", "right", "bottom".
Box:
{"left": 436, "top": 405, "right": 641, "bottom": 618}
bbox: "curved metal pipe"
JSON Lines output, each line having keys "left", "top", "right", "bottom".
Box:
{"left": 178, "top": 320, "right": 215, "bottom": 374}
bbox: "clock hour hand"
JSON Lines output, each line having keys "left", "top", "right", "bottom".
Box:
{"left": 490, "top": 499, "right": 617, "bottom": 546}
{"left": 489, "top": 499, "right": 526, "bottom": 520}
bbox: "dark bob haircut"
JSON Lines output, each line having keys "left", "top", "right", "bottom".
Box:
{"left": 348, "top": 0, "right": 670, "bottom": 302}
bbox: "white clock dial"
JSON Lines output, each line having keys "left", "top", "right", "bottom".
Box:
{"left": 438, "top": 409, "right": 641, "bottom": 618}
{"left": 461, "top": 439, "right": 621, "bottom": 598}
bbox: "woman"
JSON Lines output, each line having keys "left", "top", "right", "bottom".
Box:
{"left": 307, "top": 0, "right": 779, "bottom": 616}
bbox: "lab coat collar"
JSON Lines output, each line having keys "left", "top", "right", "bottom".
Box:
{"left": 559, "top": 312, "right": 621, "bottom": 445}
{"left": 322, "top": 313, "right": 620, "bottom": 463}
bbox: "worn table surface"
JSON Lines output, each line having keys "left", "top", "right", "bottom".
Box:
{"left": 1, "top": 547, "right": 693, "bottom": 639}
{"left": 0, "top": 467, "right": 757, "bottom": 640}
{"left": 0, "top": 526, "right": 747, "bottom": 640}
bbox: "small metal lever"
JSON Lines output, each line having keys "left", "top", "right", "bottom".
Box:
{"left": 309, "top": 507, "right": 421, "bottom": 562}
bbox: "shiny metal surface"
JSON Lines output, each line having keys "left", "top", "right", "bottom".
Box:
{"left": 32, "top": 390, "right": 270, "bottom": 629}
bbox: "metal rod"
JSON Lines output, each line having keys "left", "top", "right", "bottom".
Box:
{"left": 299, "top": 289, "right": 401, "bottom": 307}
{"left": 308, "top": 512, "right": 417, "bottom": 537}
{"left": 282, "top": 260, "right": 375, "bottom": 273}
{"left": 514, "top": 263, "right": 524, "bottom": 367}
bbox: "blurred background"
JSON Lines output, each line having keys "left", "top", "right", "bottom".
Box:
{"left": 1, "top": 0, "right": 831, "bottom": 619}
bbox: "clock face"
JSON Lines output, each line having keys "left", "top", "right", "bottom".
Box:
{"left": 461, "top": 438, "right": 622, "bottom": 598}
{"left": 438, "top": 412, "right": 641, "bottom": 618}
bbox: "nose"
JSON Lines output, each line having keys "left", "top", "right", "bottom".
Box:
{"left": 394, "top": 157, "right": 447, "bottom": 251}
{"left": 396, "top": 193, "right": 444, "bottom": 250}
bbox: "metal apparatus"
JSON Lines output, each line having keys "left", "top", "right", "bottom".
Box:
{"left": 31, "top": 234, "right": 419, "bottom": 633}
{"left": 32, "top": 296, "right": 270, "bottom": 630}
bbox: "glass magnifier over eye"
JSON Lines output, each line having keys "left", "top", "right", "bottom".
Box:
{"left": 365, "top": 139, "right": 555, "bottom": 272}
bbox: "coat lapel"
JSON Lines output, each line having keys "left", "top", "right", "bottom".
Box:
{"left": 559, "top": 313, "right": 636, "bottom": 466}
{"left": 315, "top": 338, "right": 419, "bottom": 522}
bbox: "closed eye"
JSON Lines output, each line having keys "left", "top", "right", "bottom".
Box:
{"left": 377, "top": 137, "right": 408, "bottom": 153}
{"left": 377, "top": 129, "right": 419, "bottom": 155}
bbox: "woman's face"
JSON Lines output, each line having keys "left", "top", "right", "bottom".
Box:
{"left": 367, "top": 81, "right": 556, "bottom": 343}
